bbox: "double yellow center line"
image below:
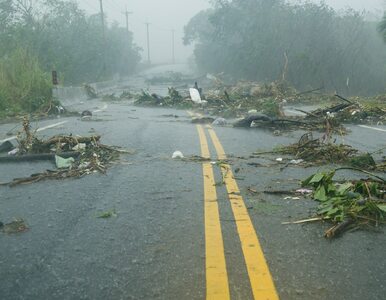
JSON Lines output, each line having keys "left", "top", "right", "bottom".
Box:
{"left": 197, "top": 125, "right": 279, "bottom": 300}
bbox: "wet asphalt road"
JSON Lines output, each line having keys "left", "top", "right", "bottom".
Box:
{"left": 1, "top": 82, "right": 386, "bottom": 299}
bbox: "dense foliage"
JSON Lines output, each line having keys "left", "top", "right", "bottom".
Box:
{"left": 184, "top": 0, "right": 386, "bottom": 95}
{"left": 0, "top": 48, "right": 52, "bottom": 116}
{"left": 0, "top": 0, "right": 140, "bottom": 116}
{"left": 0, "top": 0, "right": 141, "bottom": 84}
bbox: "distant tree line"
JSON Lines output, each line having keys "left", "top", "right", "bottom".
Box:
{"left": 184, "top": 0, "right": 386, "bottom": 96}
{"left": 0, "top": 0, "right": 141, "bottom": 84}
{"left": 0, "top": 0, "right": 141, "bottom": 116}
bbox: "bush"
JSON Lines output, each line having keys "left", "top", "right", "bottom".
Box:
{"left": 0, "top": 49, "right": 52, "bottom": 116}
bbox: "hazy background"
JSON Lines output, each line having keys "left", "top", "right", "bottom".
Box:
{"left": 77, "top": 0, "right": 385, "bottom": 64}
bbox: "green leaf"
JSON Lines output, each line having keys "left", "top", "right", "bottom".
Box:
{"left": 301, "top": 174, "right": 315, "bottom": 186}
{"left": 326, "top": 183, "right": 336, "bottom": 193}
{"left": 377, "top": 204, "right": 386, "bottom": 213}
{"left": 318, "top": 205, "right": 334, "bottom": 215}
{"left": 326, "top": 207, "right": 340, "bottom": 216}
{"left": 314, "top": 186, "right": 327, "bottom": 201}
{"left": 337, "top": 182, "right": 353, "bottom": 195}
{"left": 309, "top": 173, "right": 325, "bottom": 184}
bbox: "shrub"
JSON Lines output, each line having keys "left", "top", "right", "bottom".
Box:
{"left": 0, "top": 49, "right": 52, "bottom": 116}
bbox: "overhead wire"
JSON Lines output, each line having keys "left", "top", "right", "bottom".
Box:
{"left": 80, "top": 0, "right": 185, "bottom": 62}
{"left": 80, "top": 0, "right": 100, "bottom": 13}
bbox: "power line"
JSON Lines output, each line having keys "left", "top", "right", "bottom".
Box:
{"left": 81, "top": 0, "right": 100, "bottom": 12}
{"left": 116, "top": 3, "right": 134, "bottom": 74}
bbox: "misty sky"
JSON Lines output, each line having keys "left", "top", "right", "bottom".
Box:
{"left": 77, "top": 0, "right": 385, "bottom": 64}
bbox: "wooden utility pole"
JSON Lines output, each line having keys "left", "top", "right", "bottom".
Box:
{"left": 145, "top": 22, "right": 151, "bottom": 65}
{"left": 99, "top": 0, "right": 106, "bottom": 72}
{"left": 122, "top": 6, "right": 133, "bottom": 75}
{"left": 123, "top": 6, "right": 132, "bottom": 33}
{"left": 171, "top": 29, "right": 175, "bottom": 64}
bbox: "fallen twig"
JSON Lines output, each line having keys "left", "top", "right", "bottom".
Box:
{"left": 336, "top": 167, "right": 385, "bottom": 183}
{"left": 324, "top": 219, "right": 355, "bottom": 238}
{"left": 282, "top": 217, "right": 328, "bottom": 225}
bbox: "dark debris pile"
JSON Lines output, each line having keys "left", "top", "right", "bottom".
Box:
{"left": 1, "top": 117, "right": 124, "bottom": 186}
{"left": 135, "top": 87, "right": 194, "bottom": 108}
{"left": 254, "top": 132, "right": 384, "bottom": 170}
{"left": 133, "top": 76, "right": 385, "bottom": 134}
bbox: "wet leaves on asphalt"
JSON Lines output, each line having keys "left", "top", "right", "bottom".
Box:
{"left": 97, "top": 209, "right": 117, "bottom": 219}
{"left": 1, "top": 218, "right": 29, "bottom": 234}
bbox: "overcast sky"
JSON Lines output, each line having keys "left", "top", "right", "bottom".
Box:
{"left": 77, "top": 0, "right": 385, "bottom": 64}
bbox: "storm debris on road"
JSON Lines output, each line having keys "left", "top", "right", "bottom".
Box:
{"left": 97, "top": 209, "right": 117, "bottom": 219}
{"left": 181, "top": 155, "right": 211, "bottom": 163}
{"left": 135, "top": 88, "right": 194, "bottom": 108}
{"left": 212, "top": 117, "right": 227, "bottom": 126}
{"left": 254, "top": 132, "right": 381, "bottom": 169}
{"left": 191, "top": 117, "right": 215, "bottom": 124}
{"left": 101, "top": 91, "right": 133, "bottom": 102}
{"left": 301, "top": 95, "right": 386, "bottom": 125}
{"left": 81, "top": 110, "right": 92, "bottom": 121}
{"left": 172, "top": 151, "right": 184, "bottom": 159}
{"left": 299, "top": 170, "right": 386, "bottom": 238}
{"left": 134, "top": 78, "right": 385, "bottom": 134}
{"left": 0, "top": 117, "right": 125, "bottom": 186}
{"left": 84, "top": 84, "right": 97, "bottom": 99}
{"left": 1, "top": 218, "right": 29, "bottom": 234}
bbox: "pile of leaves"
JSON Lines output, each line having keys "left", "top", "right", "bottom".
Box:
{"left": 302, "top": 170, "right": 386, "bottom": 238}
{"left": 205, "top": 79, "right": 385, "bottom": 125}
{"left": 204, "top": 81, "right": 292, "bottom": 118}
{"left": 303, "top": 96, "right": 386, "bottom": 125}
{"left": 278, "top": 135, "right": 358, "bottom": 164}
{"left": 334, "top": 105, "right": 386, "bottom": 124}
{"left": 0, "top": 218, "right": 29, "bottom": 234}
{"left": 1, "top": 117, "right": 124, "bottom": 186}
{"left": 255, "top": 133, "right": 378, "bottom": 167}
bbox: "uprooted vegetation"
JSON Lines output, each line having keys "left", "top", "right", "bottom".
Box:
{"left": 132, "top": 77, "right": 385, "bottom": 134}
{"left": 254, "top": 132, "right": 385, "bottom": 170}
{"left": 0, "top": 117, "right": 127, "bottom": 186}
{"left": 101, "top": 91, "right": 135, "bottom": 102}
{"left": 135, "top": 87, "right": 194, "bottom": 108}
{"left": 299, "top": 170, "right": 386, "bottom": 238}
{"left": 204, "top": 80, "right": 385, "bottom": 123}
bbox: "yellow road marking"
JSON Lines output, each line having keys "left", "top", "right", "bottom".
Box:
{"left": 207, "top": 127, "right": 279, "bottom": 300}
{"left": 197, "top": 125, "right": 230, "bottom": 300}
{"left": 197, "top": 125, "right": 210, "bottom": 159}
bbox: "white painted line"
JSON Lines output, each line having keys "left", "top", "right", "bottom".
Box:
{"left": 358, "top": 125, "right": 386, "bottom": 133}
{"left": 0, "top": 121, "right": 68, "bottom": 144}
{"left": 35, "top": 121, "right": 68, "bottom": 133}
{"left": 93, "top": 104, "right": 108, "bottom": 113}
